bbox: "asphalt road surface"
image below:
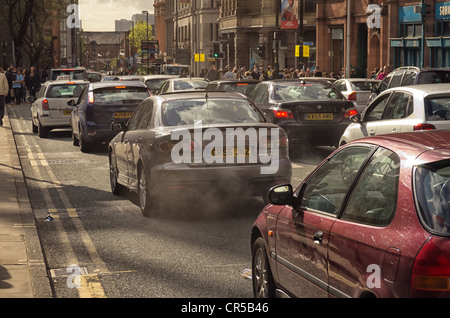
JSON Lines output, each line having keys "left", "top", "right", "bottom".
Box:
{"left": 7, "top": 103, "right": 333, "bottom": 298}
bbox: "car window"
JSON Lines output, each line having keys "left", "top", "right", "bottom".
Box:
{"left": 92, "top": 86, "right": 148, "bottom": 104}
{"left": 377, "top": 75, "right": 390, "bottom": 93}
{"left": 424, "top": 96, "right": 450, "bottom": 120}
{"left": 137, "top": 100, "right": 154, "bottom": 129}
{"left": 351, "top": 81, "right": 378, "bottom": 91}
{"left": 274, "top": 83, "right": 342, "bottom": 101}
{"left": 46, "top": 83, "right": 86, "bottom": 98}
{"left": 219, "top": 83, "right": 257, "bottom": 96}
{"left": 414, "top": 159, "right": 450, "bottom": 234}
{"left": 250, "top": 84, "right": 268, "bottom": 103}
{"left": 383, "top": 91, "right": 412, "bottom": 119}
{"left": 161, "top": 98, "right": 265, "bottom": 126}
{"left": 389, "top": 71, "right": 403, "bottom": 88}
{"left": 145, "top": 78, "right": 167, "bottom": 90}
{"left": 128, "top": 100, "right": 150, "bottom": 131}
{"left": 417, "top": 71, "right": 450, "bottom": 84}
{"left": 299, "top": 146, "right": 374, "bottom": 215}
{"left": 401, "top": 71, "right": 416, "bottom": 86}
{"left": 342, "top": 147, "right": 400, "bottom": 226}
{"left": 334, "top": 80, "right": 347, "bottom": 92}
{"left": 365, "top": 93, "right": 391, "bottom": 121}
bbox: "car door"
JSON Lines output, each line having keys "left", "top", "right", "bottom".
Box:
{"left": 375, "top": 91, "right": 413, "bottom": 135}
{"left": 124, "top": 99, "right": 155, "bottom": 189}
{"left": 275, "top": 145, "right": 374, "bottom": 297}
{"left": 328, "top": 146, "right": 401, "bottom": 298}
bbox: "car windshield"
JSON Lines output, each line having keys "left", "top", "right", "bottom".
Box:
{"left": 174, "top": 80, "right": 208, "bottom": 91}
{"left": 218, "top": 83, "right": 257, "bottom": 96}
{"left": 274, "top": 83, "right": 343, "bottom": 101}
{"left": 415, "top": 159, "right": 450, "bottom": 235}
{"left": 417, "top": 71, "right": 450, "bottom": 84}
{"left": 425, "top": 96, "right": 450, "bottom": 120}
{"left": 46, "top": 83, "right": 87, "bottom": 98}
{"left": 92, "top": 86, "right": 149, "bottom": 104}
{"left": 161, "top": 98, "right": 265, "bottom": 126}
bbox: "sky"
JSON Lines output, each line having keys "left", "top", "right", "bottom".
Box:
{"left": 78, "top": 0, "right": 154, "bottom": 31}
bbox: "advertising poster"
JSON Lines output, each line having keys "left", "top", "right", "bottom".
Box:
{"left": 281, "top": 0, "right": 299, "bottom": 29}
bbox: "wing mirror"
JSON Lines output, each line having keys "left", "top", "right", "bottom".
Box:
{"left": 267, "top": 184, "right": 294, "bottom": 205}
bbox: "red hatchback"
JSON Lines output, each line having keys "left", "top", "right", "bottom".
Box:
{"left": 251, "top": 130, "right": 450, "bottom": 298}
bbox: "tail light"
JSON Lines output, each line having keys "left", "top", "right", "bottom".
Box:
{"left": 42, "top": 99, "right": 49, "bottom": 110}
{"left": 259, "top": 132, "right": 288, "bottom": 148}
{"left": 88, "top": 92, "right": 94, "bottom": 104}
{"left": 158, "top": 140, "right": 196, "bottom": 153}
{"left": 347, "top": 92, "right": 356, "bottom": 101}
{"left": 345, "top": 109, "right": 358, "bottom": 118}
{"left": 414, "top": 123, "right": 436, "bottom": 131}
{"left": 273, "top": 108, "right": 294, "bottom": 119}
{"left": 410, "top": 236, "right": 450, "bottom": 297}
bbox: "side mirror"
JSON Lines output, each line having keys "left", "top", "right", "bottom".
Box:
{"left": 67, "top": 99, "right": 77, "bottom": 106}
{"left": 268, "top": 184, "right": 294, "bottom": 206}
{"left": 111, "top": 121, "right": 126, "bottom": 132}
{"left": 350, "top": 113, "right": 361, "bottom": 123}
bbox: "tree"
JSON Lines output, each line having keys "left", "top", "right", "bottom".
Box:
{"left": 128, "top": 20, "right": 153, "bottom": 57}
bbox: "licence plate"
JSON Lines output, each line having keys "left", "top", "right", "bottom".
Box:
{"left": 63, "top": 110, "right": 72, "bottom": 115}
{"left": 114, "top": 112, "right": 133, "bottom": 119}
{"left": 211, "top": 147, "right": 250, "bottom": 157}
{"left": 305, "top": 113, "right": 334, "bottom": 120}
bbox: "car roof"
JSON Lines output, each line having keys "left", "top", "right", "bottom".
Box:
{"left": 89, "top": 81, "right": 147, "bottom": 89}
{"left": 141, "top": 75, "right": 178, "bottom": 80}
{"left": 155, "top": 91, "right": 248, "bottom": 101}
{"left": 349, "top": 130, "right": 450, "bottom": 157}
{"left": 382, "top": 83, "right": 450, "bottom": 95}
{"left": 208, "top": 79, "right": 260, "bottom": 84}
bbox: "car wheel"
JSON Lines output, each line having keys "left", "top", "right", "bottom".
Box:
{"left": 252, "top": 237, "right": 275, "bottom": 298}
{"left": 38, "top": 121, "right": 48, "bottom": 138}
{"left": 109, "top": 150, "right": 125, "bottom": 195}
{"left": 79, "top": 127, "right": 91, "bottom": 153}
{"left": 138, "top": 166, "right": 157, "bottom": 217}
{"left": 32, "top": 120, "right": 38, "bottom": 133}
{"left": 72, "top": 129, "right": 79, "bottom": 146}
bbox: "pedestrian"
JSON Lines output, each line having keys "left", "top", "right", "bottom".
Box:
{"left": 223, "top": 66, "right": 236, "bottom": 79}
{"left": 377, "top": 65, "right": 390, "bottom": 80}
{"left": 205, "top": 64, "right": 219, "bottom": 81}
{"left": 12, "top": 68, "right": 24, "bottom": 105}
{"left": 26, "top": 71, "right": 40, "bottom": 98}
{"left": 0, "top": 67, "right": 9, "bottom": 126}
{"left": 250, "top": 65, "right": 259, "bottom": 79}
{"left": 21, "top": 68, "right": 27, "bottom": 102}
{"left": 313, "top": 66, "right": 323, "bottom": 77}
{"left": 5, "top": 65, "right": 14, "bottom": 104}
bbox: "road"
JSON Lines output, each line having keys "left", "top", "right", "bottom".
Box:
{"left": 6, "top": 102, "right": 334, "bottom": 298}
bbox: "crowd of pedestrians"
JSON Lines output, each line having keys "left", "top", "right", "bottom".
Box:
{"left": 2, "top": 65, "right": 41, "bottom": 106}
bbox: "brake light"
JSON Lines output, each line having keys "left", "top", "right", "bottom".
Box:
{"left": 158, "top": 141, "right": 175, "bottom": 153}
{"left": 42, "top": 99, "right": 49, "bottom": 110}
{"left": 411, "top": 236, "right": 450, "bottom": 297}
{"left": 347, "top": 92, "right": 356, "bottom": 101}
{"left": 88, "top": 92, "right": 94, "bottom": 104}
{"left": 259, "top": 133, "right": 288, "bottom": 148}
{"left": 414, "top": 123, "right": 436, "bottom": 131}
{"left": 273, "top": 109, "right": 294, "bottom": 119}
{"left": 345, "top": 109, "right": 358, "bottom": 118}
{"left": 115, "top": 86, "right": 126, "bottom": 89}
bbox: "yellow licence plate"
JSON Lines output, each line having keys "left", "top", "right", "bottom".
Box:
{"left": 114, "top": 112, "right": 133, "bottom": 119}
{"left": 306, "top": 113, "right": 334, "bottom": 120}
{"left": 63, "top": 110, "right": 72, "bottom": 115}
{"left": 211, "top": 147, "right": 250, "bottom": 157}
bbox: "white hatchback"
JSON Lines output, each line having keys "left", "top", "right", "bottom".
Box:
{"left": 31, "top": 79, "right": 89, "bottom": 138}
{"left": 339, "top": 84, "right": 450, "bottom": 146}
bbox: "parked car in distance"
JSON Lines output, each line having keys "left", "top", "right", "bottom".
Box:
{"left": 339, "top": 84, "right": 450, "bottom": 146}
{"left": 333, "top": 78, "right": 380, "bottom": 113}
{"left": 205, "top": 79, "right": 259, "bottom": 97}
{"left": 251, "top": 129, "right": 450, "bottom": 298}
{"left": 140, "top": 75, "right": 178, "bottom": 95}
{"left": 369, "top": 66, "right": 450, "bottom": 103}
{"left": 69, "top": 81, "right": 149, "bottom": 152}
{"left": 108, "top": 91, "right": 292, "bottom": 217}
{"left": 248, "top": 79, "right": 356, "bottom": 150}
{"left": 49, "top": 67, "right": 87, "bottom": 81}
{"left": 157, "top": 77, "right": 209, "bottom": 94}
{"left": 31, "top": 79, "right": 89, "bottom": 138}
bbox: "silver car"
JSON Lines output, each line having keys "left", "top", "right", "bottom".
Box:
{"left": 333, "top": 78, "right": 380, "bottom": 113}
{"left": 339, "top": 84, "right": 450, "bottom": 146}
{"left": 31, "top": 79, "right": 89, "bottom": 138}
{"left": 157, "top": 77, "right": 209, "bottom": 94}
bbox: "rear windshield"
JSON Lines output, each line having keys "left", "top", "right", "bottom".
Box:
{"left": 51, "top": 70, "right": 86, "bottom": 80}
{"left": 415, "top": 159, "right": 450, "bottom": 235}
{"left": 216, "top": 83, "right": 257, "bottom": 96}
{"left": 351, "top": 81, "right": 379, "bottom": 91}
{"left": 425, "top": 96, "right": 450, "bottom": 121}
{"left": 274, "top": 83, "right": 343, "bottom": 102}
{"left": 417, "top": 71, "right": 450, "bottom": 84}
{"left": 174, "top": 80, "right": 208, "bottom": 91}
{"left": 145, "top": 78, "right": 167, "bottom": 90}
{"left": 92, "top": 86, "right": 149, "bottom": 104}
{"left": 161, "top": 98, "right": 265, "bottom": 126}
{"left": 46, "top": 83, "right": 87, "bottom": 98}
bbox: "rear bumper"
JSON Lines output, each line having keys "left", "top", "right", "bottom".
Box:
{"left": 83, "top": 121, "right": 121, "bottom": 143}
{"left": 39, "top": 114, "right": 71, "bottom": 128}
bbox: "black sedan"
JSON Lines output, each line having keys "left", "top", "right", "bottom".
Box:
{"left": 69, "top": 81, "right": 149, "bottom": 152}
{"left": 248, "top": 79, "right": 356, "bottom": 149}
{"left": 108, "top": 92, "right": 292, "bottom": 217}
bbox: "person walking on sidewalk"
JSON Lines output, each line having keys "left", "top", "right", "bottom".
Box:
{"left": 0, "top": 68, "right": 9, "bottom": 126}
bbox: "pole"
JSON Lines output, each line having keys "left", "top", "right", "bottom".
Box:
{"left": 420, "top": 0, "right": 425, "bottom": 68}
{"left": 346, "top": 0, "right": 351, "bottom": 78}
{"left": 299, "top": 0, "right": 304, "bottom": 69}
{"left": 273, "top": 0, "right": 280, "bottom": 79}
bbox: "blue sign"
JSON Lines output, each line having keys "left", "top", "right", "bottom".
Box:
{"left": 399, "top": 5, "right": 421, "bottom": 23}
{"left": 436, "top": 2, "right": 450, "bottom": 21}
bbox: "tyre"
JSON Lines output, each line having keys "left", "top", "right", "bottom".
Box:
{"left": 38, "top": 121, "right": 48, "bottom": 138}
{"left": 32, "top": 120, "right": 38, "bottom": 133}
{"left": 109, "top": 150, "right": 125, "bottom": 195}
{"left": 72, "top": 129, "right": 79, "bottom": 146}
{"left": 252, "top": 237, "right": 276, "bottom": 298}
{"left": 79, "top": 128, "right": 91, "bottom": 153}
{"left": 138, "top": 166, "right": 158, "bottom": 217}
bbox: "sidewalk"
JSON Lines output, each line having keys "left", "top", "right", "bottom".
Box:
{"left": 0, "top": 107, "right": 53, "bottom": 298}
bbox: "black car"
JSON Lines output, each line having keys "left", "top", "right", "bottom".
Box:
{"left": 69, "top": 81, "right": 149, "bottom": 152}
{"left": 248, "top": 79, "right": 356, "bottom": 149}
{"left": 108, "top": 92, "right": 292, "bottom": 217}
{"left": 205, "top": 79, "right": 259, "bottom": 97}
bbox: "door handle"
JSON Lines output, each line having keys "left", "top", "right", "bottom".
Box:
{"left": 313, "top": 231, "right": 323, "bottom": 245}
{"left": 392, "top": 128, "right": 398, "bottom": 133}
{"left": 369, "top": 129, "right": 376, "bottom": 136}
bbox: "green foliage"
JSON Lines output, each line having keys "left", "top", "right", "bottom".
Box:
{"left": 128, "top": 20, "right": 153, "bottom": 55}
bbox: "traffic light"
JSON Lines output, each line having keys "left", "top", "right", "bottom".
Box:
{"left": 212, "top": 42, "right": 220, "bottom": 58}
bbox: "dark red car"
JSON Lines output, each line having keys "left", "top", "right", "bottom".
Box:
{"left": 251, "top": 130, "right": 450, "bottom": 298}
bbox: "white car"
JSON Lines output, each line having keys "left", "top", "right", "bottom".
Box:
{"left": 31, "top": 79, "right": 89, "bottom": 138}
{"left": 339, "top": 84, "right": 450, "bottom": 146}
{"left": 333, "top": 78, "right": 380, "bottom": 114}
